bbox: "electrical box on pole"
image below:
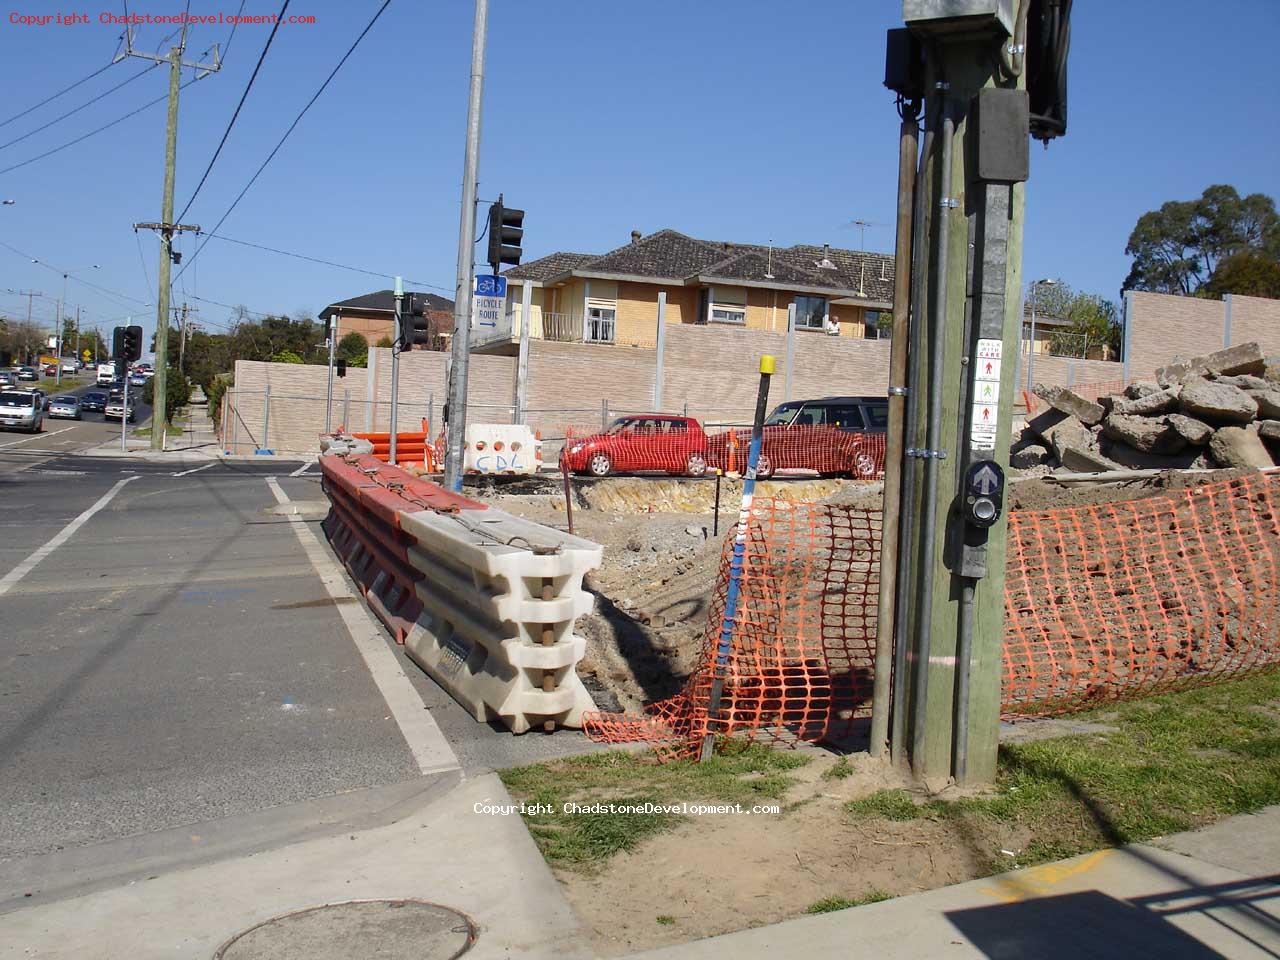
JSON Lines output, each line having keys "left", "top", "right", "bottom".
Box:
{"left": 873, "top": 0, "right": 1071, "bottom": 785}
{"left": 486, "top": 194, "right": 524, "bottom": 275}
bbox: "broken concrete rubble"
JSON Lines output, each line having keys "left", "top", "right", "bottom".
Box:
{"left": 1209, "top": 426, "right": 1274, "bottom": 470}
{"left": 1032, "top": 384, "right": 1105, "bottom": 426}
{"left": 1102, "top": 414, "right": 1187, "bottom": 455}
{"left": 1179, "top": 378, "right": 1259, "bottom": 424}
{"left": 1109, "top": 387, "right": 1180, "bottom": 417}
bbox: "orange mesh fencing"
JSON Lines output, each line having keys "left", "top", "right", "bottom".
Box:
{"left": 584, "top": 500, "right": 882, "bottom": 760}
{"left": 584, "top": 472, "right": 1280, "bottom": 759}
{"left": 1003, "top": 471, "right": 1280, "bottom": 714}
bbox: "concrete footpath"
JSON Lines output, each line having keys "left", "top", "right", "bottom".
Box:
{"left": 3, "top": 795, "right": 1276, "bottom": 958}
{"left": 627, "top": 805, "right": 1280, "bottom": 960}
{"left": 0, "top": 773, "right": 592, "bottom": 960}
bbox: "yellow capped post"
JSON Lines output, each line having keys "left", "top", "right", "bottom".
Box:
{"left": 759, "top": 354, "right": 776, "bottom": 375}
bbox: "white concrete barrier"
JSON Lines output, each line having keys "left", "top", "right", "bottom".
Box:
{"left": 398, "top": 505, "right": 601, "bottom": 733}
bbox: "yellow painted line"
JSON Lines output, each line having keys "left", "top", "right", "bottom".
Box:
{"left": 978, "top": 849, "right": 1115, "bottom": 904}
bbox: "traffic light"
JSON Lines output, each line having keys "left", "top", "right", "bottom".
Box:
{"left": 112, "top": 325, "right": 124, "bottom": 359}
{"left": 397, "top": 293, "right": 430, "bottom": 349}
{"left": 122, "top": 325, "right": 143, "bottom": 362}
{"left": 486, "top": 194, "right": 524, "bottom": 272}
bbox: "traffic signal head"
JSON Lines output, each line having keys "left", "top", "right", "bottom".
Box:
{"left": 122, "top": 325, "right": 143, "bottom": 362}
{"left": 397, "top": 293, "right": 431, "bottom": 349}
{"left": 112, "top": 325, "right": 124, "bottom": 359}
{"left": 486, "top": 195, "right": 524, "bottom": 272}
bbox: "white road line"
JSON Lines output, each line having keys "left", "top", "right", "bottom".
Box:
{"left": 172, "top": 462, "right": 216, "bottom": 477}
{"left": 265, "top": 477, "right": 458, "bottom": 776}
{"left": 0, "top": 426, "right": 76, "bottom": 449}
{"left": 289, "top": 460, "right": 316, "bottom": 477}
{"left": 0, "top": 476, "right": 139, "bottom": 599}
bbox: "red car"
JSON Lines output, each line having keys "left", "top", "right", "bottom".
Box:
{"left": 560, "top": 414, "right": 709, "bottom": 477}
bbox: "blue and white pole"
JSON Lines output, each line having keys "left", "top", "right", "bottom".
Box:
{"left": 699, "top": 354, "right": 775, "bottom": 762}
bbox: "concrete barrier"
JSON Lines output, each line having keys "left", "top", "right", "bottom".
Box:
{"left": 319, "top": 454, "right": 600, "bottom": 733}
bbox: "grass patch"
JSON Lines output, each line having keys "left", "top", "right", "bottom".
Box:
{"left": 846, "top": 670, "right": 1280, "bottom": 868}
{"left": 846, "top": 789, "right": 921, "bottom": 821}
{"left": 806, "top": 890, "right": 893, "bottom": 913}
{"left": 500, "top": 741, "right": 808, "bottom": 870}
{"left": 131, "top": 421, "right": 184, "bottom": 438}
{"left": 822, "top": 757, "right": 855, "bottom": 781}
{"left": 655, "top": 915, "right": 676, "bottom": 925}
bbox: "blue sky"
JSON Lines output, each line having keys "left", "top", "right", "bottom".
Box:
{"left": 1, "top": 0, "right": 1277, "bottom": 349}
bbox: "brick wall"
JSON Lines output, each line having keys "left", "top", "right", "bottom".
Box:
{"left": 228, "top": 290, "right": 1280, "bottom": 457}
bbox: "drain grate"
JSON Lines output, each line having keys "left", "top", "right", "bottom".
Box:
{"left": 213, "top": 899, "right": 476, "bottom": 960}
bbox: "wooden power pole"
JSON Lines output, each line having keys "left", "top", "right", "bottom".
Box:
{"left": 120, "top": 26, "right": 219, "bottom": 448}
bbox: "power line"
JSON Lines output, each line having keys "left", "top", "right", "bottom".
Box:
{"left": 0, "top": 237, "right": 152, "bottom": 309}
{"left": 220, "top": 0, "right": 249, "bottom": 61}
{"left": 0, "top": 61, "right": 114, "bottom": 131}
{"left": 171, "top": 0, "right": 394, "bottom": 286}
{"left": 0, "top": 63, "right": 160, "bottom": 153}
{"left": 176, "top": 0, "right": 290, "bottom": 224}
{"left": 0, "top": 75, "right": 203, "bottom": 178}
{"left": 204, "top": 233, "right": 453, "bottom": 292}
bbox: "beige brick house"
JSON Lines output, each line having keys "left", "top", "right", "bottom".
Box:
{"left": 483, "top": 229, "right": 895, "bottom": 353}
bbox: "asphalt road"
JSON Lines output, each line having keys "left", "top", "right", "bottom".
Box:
{"left": 0, "top": 449, "right": 606, "bottom": 880}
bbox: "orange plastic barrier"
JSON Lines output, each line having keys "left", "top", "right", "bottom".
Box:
{"left": 585, "top": 472, "right": 1280, "bottom": 759}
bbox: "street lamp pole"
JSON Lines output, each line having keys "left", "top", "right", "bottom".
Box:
{"left": 1025, "top": 278, "right": 1057, "bottom": 394}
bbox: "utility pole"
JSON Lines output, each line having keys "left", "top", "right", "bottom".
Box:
{"left": 178, "top": 302, "right": 189, "bottom": 372}
{"left": 120, "top": 25, "right": 220, "bottom": 450}
{"left": 881, "top": 1, "right": 1069, "bottom": 785}
{"left": 443, "top": 0, "right": 489, "bottom": 492}
{"left": 75, "top": 307, "right": 80, "bottom": 365}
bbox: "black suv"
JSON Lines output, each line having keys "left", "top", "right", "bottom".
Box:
{"left": 763, "top": 396, "right": 889, "bottom": 433}
{"left": 80, "top": 391, "right": 108, "bottom": 413}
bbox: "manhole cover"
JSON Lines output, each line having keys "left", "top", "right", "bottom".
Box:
{"left": 213, "top": 899, "right": 476, "bottom": 960}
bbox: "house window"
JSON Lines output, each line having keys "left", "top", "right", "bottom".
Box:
{"left": 710, "top": 307, "right": 745, "bottom": 325}
{"left": 706, "top": 285, "right": 747, "bottom": 325}
{"left": 863, "top": 309, "right": 891, "bottom": 340}
{"left": 585, "top": 306, "right": 615, "bottom": 343}
{"left": 794, "top": 295, "right": 828, "bottom": 329}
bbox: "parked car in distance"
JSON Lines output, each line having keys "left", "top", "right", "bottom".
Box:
{"left": 705, "top": 396, "right": 889, "bottom": 480}
{"left": 47, "top": 394, "right": 82, "bottom": 420}
{"left": 18, "top": 366, "right": 38, "bottom": 381}
{"left": 104, "top": 398, "right": 137, "bottom": 423}
{"left": 560, "top": 414, "right": 709, "bottom": 477}
{"left": 0, "top": 389, "right": 44, "bottom": 432}
{"left": 79, "top": 391, "right": 108, "bottom": 413}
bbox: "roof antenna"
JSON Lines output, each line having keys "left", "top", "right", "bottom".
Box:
{"left": 765, "top": 239, "right": 774, "bottom": 280}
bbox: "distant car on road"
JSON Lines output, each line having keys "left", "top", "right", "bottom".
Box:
{"left": 560, "top": 414, "right": 709, "bottom": 477}
{"left": 129, "top": 372, "right": 147, "bottom": 387}
{"left": 0, "top": 389, "right": 44, "bottom": 432}
{"left": 48, "top": 395, "right": 82, "bottom": 420}
{"left": 104, "top": 398, "right": 137, "bottom": 423}
{"left": 97, "top": 363, "right": 117, "bottom": 386}
{"left": 0, "top": 371, "right": 16, "bottom": 387}
{"left": 705, "top": 396, "right": 889, "bottom": 480}
{"left": 80, "top": 391, "right": 108, "bottom": 413}
{"left": 60, "top": 360, "right": 77, "bottom": 375}
{"left": 18, "top": 366, "right": 38, "bottom": 382}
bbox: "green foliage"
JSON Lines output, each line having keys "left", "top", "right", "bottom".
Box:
{"left": 1047, "top": 292, "right": 1122, "bottom": 359}
{"left": 205, "top": 373, "right": 231, "bottom": 430}
{"left": 336, "top": 331, "right": 369, "bottom": 366}
{"left": 655, "top": 915, "right": 676, "bottom": 926}
{"left": 271, "top": 348, "right": 304, "bottom": 364}
{"left": 1123, "top": 184, "right": 1280, "bottom": 295}
{"left": 806, "top": 891, "right": 893, "bottom": 913}
{"left": 163, "top": 308, "right": 325, "bottom": 392}
{"left": 1203, "top": 251, "right": 1280, "bottom": 299}
{"left": 140, "top": 365, "right": 191, "bottom": 423}
{"left": 821, "top": 757, "right": 855, "bottom": 780}
{"left": 375, "top": 335, "right": 394, "bottom": 348}
{"left": 846, "top": 789, "right": 922, "bottom": 821}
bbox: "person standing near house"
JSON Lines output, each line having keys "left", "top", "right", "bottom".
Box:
{"left": 824, "top": 315, "right": 840, "bottom": 336}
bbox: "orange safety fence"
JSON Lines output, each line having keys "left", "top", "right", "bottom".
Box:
{"left": 560, "top": 423, "right": 886, "bottom": 481}
{"left": 584, "top": 471, "right": 1280, "bottom": 759}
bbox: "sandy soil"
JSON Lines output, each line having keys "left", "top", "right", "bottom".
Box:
{"left": 557, "top": 750, "right": 1030, "bottom": 956}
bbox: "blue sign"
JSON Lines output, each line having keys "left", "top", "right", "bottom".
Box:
{"left": 474, "top": 274, "right": 507, "bottom": 298}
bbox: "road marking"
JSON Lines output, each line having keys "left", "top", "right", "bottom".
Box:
{"left": 0, "top": 475, "right": 139, "bottom": 599}
{"left": 172, "top": 462, "right": 216, "bottom": 477}
{"left": 0, "top": 426, "right": 76, "bottom": 449}
{"left": 265, "top": 477, "right": 458, "bottom": 776}
{"left": 289, "top": 460, "right": 316, "bottom": 477}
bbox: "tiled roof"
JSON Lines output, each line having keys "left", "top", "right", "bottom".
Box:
{"left": 318, "top": 289, "right": 453, "bottom": 320}
{"left": 503, "top": 252, "right": 596, "bottom": 282}
{"left": 505, "top": 230, "right": 894, "bottom": 301}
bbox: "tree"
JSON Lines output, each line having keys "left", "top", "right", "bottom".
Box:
{"left": 1122, "top": 185, "right": 1280, "bottom": 295}
{"left": 271, "top": 348, "right": 304, "bottom": 364}
{"left": 336, "top": 332, "right": 368, "bottom": 366}
{"left": 1049, "top": 293, "right": 1122, "bottom": 359}
{"left": 375, "top": 335, "right": 394, "bottom": 348}
{"left": 141, "top": 364, "right": 191, "bottom": 423}
{"left": 1203, "top": 251, "right": 1280, "bottom": 300}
